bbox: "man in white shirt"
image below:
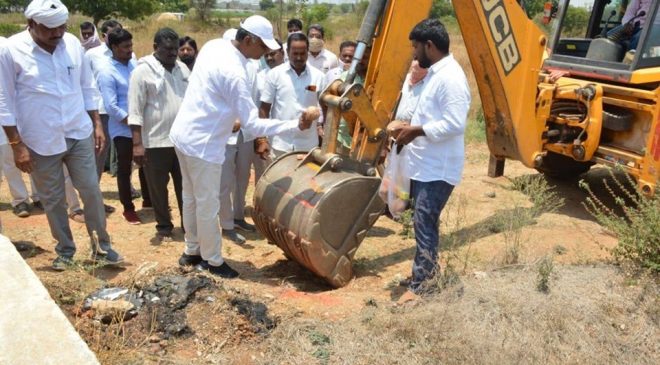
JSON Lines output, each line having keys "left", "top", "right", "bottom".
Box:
{"left": 325, "top": 40, "right": 356, "bottom": 85}
{"left": 0, "top": 0, "right": 123, "bottom": 270}
{"left": 130, "top": 28, "right": 189, "bottom": 242}
{"left": 390, "top": 19, "right": 471, "bottom": 298}
{"left": 252, "top": 41, "right": 285, "bottom": 182}
{"left": 259, "top": 32, "right": 325, "bottom": 157}
{"left": 169, "top": 15, "right": 317, "bottom": 278}
{"left": 282, "top": 18, "right": 303, "bottom": 61}
{"left": 307, "top": 24, "right": 339, "bottom": 74}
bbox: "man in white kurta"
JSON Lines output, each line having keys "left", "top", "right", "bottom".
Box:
{"left": 169, "top": 16, "right": 316, "bottom": 278}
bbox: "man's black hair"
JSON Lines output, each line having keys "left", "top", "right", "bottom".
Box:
{"left": 153, "top": 27, "right": 179, "bottom": 46}
{"left": 287, "top": 32, "right": 308, "bottom": 52}
{"left": 80, "top": 21, "right": 94, "bottom": 31}
{"left": 107, "top": 28, "right": 132, "bottom": 48}
{"left": 409, "top": 18, "right": 450, "bottom": 54}
{"left": 307, "top": 24, "right": 325, "bottom": 38}
{"left": 236, "top": 28, "right": 250, "bottom": 42}
{"left": 339, "top": 40, "right": 357, "bottom": 52}
{"left": 287, "top": 18, "right": 303, "bottom": 30}
{"left": 100, "top": 20, "right": 122, "bottom": 35}
{"left": 179, "top": 36, "right": 197, "bottom": 51}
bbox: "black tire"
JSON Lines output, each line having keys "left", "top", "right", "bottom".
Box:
{"left": 602, "top": 106, "right": 634, "bottom": 131}
{"left": 536, "top": 152, "right": 593, "bottom": 179}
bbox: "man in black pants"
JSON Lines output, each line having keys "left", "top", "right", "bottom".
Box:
{"left": 129, "top": 28, "right": 189, "bottom": 241}
{"left": 97, "top": 28, "right": 150, "bottom": 224}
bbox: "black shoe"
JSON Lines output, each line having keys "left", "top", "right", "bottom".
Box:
{"left": 178, "top": 253, "right": 202, "bottom": 266}
{"left": 52, "top": 256, "right": 74, "bottom": 271}
{"left": 234, "top": 219, "right": 256, "bottom": 233}
{"left": 31, "top": 201, "right": 44, "bottom": 210}
{"left": 222, "top": 229, "right": 246, "bottom": 245}
{"left": 13, "top": 202, "right": 30, "bottom": 218}
{"left": 156, "top": 231, "right": 173, "bottom": 242}
{"left": 91, "top": 248, "right": 124, "bottom": 265}
{"left": 197, "top": 261, "right": 239, "bottom": 279}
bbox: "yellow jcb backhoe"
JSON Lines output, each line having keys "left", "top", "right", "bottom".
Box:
{"left": 252, "top": 0, "right": 660, "bottom": 287}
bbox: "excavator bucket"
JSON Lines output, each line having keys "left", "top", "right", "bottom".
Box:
{"left": 251, "top": 0, "right": 433, "bottom": 287}
{"left": 252, "top": 151, "right": 384, "bottom": 287}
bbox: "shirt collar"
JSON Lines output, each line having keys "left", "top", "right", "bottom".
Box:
{"left": 428, "top": 53, "right": 454, "bottom": 75}
{"left": 285, "top": 62, "right": 308, "bottom": 76}
{"left": 25, "top": 30, "right": 63, "bottom": 54}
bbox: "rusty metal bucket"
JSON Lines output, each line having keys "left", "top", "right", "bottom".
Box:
{"left": 251, "top": 150, "right": 384, "bottom": 288}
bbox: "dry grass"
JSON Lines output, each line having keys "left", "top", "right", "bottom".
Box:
{"left": 253, "top": 266, "right": 658, "bottom": 365}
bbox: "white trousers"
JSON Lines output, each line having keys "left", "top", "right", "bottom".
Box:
{"left": 176, "top": 148, "right": 224, "bottom": 267}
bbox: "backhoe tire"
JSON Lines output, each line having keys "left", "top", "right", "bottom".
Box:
{"left": 535, "top": 152, "right": 593, "bottom": 179}
{"left": 602, "top": 106, "right": 634, "bottom": 131}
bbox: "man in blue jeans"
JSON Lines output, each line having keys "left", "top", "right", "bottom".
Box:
{"left": 391, "top": 19, "right": 471, "bottom": 300}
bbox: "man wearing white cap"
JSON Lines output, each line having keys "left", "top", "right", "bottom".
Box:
{"left": 0, "top": 0, "right": 124, "bottom": 270}
{"left": 169, "top": 15, "right": 318, "bottom": 278}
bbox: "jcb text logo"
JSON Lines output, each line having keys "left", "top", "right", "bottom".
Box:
{"left": 482, "top": 0, "right": 520, "bottom": 75}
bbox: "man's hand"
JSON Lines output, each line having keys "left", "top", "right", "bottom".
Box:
{"left": 94, "top": 122, "right": 106, "bottom": 155}
{"left": 12, "top": 143, "right": 33, "bottom": 173}
{"left": 386, "top": 120, "right": 410, "bottom": 139}
{"left": 393, "top": 125, "right": 425, "bottom": 145}
{"left": 254, "top": 137, "right": 270, "bottom": 160}
{"left": 232, "top": 121, "right": 241, "bottom": 133}
{"left": 133, "top": 143, "right": 146, "bottom": 166}
{"left": 298, "top": 107, "right": 321, "bottom": 131}
{"left": 316, "top": 124, "right": 324, "bottom": 137}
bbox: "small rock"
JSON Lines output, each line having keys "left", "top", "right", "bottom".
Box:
{"left": 263, "top": 294, "right": 275, "bottom": 300}
{"left": 473, "top": 271, "right": 488, "bottom": 279}
{"left": 620, "top": 324, "right": 626, "bottom": 330}
{"left": 485, "top": 191, "right": 496, "bottom": 198}
{"left": 206, "top": 296, "right": 216, "bottom": 303}
{"left": 148, "top": 335, "right": 160, "bottom": 343}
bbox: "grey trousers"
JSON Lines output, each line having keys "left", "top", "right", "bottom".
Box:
{"left": 219, "top": 140, "right": 253, "bottom": 230}
{"left": 94, "top": 114, "right": 110, "bottom": 179}
{"left": 29, "top": 135, "right": 112, "bottom": 258}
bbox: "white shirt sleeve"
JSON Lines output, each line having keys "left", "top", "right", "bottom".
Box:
{"left": 421, "top": 82, "right": 470, "bottom": 143}
{"left": 227, "top": 72, "right": 298, "bottom": 138}
{"left": 127, "top": 67, "right": 146, "bottom": 126}
{"left": 79, "top": 42, "right": 101, "bottom": 111}
{"left": 259, "top": 68, "right": 277, "bottom": 105}
{"left": 0, "top": 44, "right": 17, "bottom": 127}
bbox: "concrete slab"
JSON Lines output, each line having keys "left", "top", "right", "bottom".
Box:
{"left": 0, "top": 235, "right": 99, "bottom": 365}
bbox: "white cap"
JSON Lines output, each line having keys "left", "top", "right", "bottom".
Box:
{"left": 222, "top": 28, "right": 237, "bottom": 41}
{"left": 24, "top": 0, "right": 68, "bottom": 28}
{"left": 239, "top": 15, "right": 279, "bottom": 50}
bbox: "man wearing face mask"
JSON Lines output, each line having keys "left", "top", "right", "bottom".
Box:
{"left": 306, "top": 24, "right": 338, "bottom": 74}
{"left": 325, "top": 40, "right": 356, "bottom": 85}
{"left": 169, "top": 15, "right": 318, "bottom": 278}
{"left": 389, "top": 19, "right": 471, "bottom": 301}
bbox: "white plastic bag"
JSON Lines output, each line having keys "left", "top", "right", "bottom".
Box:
{"left": 378, "top": 143, "right": 410, "bottom": 219}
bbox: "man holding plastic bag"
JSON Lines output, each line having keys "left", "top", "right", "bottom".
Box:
{"left": 387, "top": 19, "right": 471, "bottom": 299}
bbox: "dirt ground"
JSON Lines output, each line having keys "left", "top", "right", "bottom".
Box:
{"left": 1, "top": 144, "right": 658, "bottom": 364}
